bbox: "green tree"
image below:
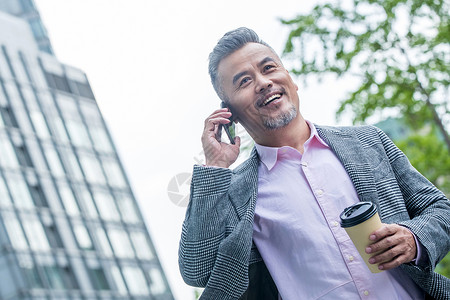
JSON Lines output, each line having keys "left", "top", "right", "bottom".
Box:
{"left": 281, "top": 0, "right": 449, "bottom": 277}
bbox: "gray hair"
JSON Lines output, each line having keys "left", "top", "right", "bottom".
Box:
{"left": 208, "top": 27, "right": 272, "bottom": 101}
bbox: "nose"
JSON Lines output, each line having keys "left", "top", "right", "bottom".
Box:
{"left": 255, "top": 74, "right": 273, "bottom": 93}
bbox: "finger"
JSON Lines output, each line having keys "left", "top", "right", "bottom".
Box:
{"left": 234, "top": 136, "right": 241, "bottom": 147}
{"left": 215, "top": 124, "right": 223, "bottom": 141}
{"left": 366, "top": 235, "right": 396, "bottom": 254}
{"left": 369, "top": 224, "right": 397, "bottom": 242}
{"left": 367, "top": 224, "right": 415, "bottom": 255}
{"left": 205, "top": 111, "right": 232, "bottom": 125}
{"left": 377, "top": 253, "right": 410, "bottom": 271}
{"left": 204, "top": 117, "right": 231, "bottom": 133}
{"left": 368, "top": 245, "right": 400, "bottom": 265}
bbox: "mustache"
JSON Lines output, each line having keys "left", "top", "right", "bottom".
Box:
{"left": 256, "top": 87, "right": 286, "bottom": 107}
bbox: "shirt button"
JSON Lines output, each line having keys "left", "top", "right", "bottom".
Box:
{"left": 348, "top": 255, "right": 354, "bottom": 261}
{"left": 332, "top": 221, "right": 339, "bottom": 227}
{"left": 363, "top": 290, "right": 369, "bottom": 296}
{"left": 317, "top": 189, "right": 324, "bottom": 196}
{"left": 302, "top": 162, "right": 308, "bottom": 167}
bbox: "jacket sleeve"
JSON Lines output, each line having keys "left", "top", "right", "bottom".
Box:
{"left": 178, "top": 164, "right": 233, "bottom": 287}
{"left": 377, "top": 128, "right": 450, "bottom": 271}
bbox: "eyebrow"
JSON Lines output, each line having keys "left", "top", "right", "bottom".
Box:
{"left": 232, "top": 56, "right": 277, "bottom": 86}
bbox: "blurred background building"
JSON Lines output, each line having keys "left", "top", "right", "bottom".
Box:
{"left": 0, "top": 0, "right": 174, "bottom": 299}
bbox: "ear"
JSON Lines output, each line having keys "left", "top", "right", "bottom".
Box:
{"left": 286, "top": 69, "right": 299, "bottom": 91}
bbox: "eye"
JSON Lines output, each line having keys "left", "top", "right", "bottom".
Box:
{"left": 263, "top": 64, "right": 275, "bottom": 72}
{"left": 239, "top": 77, "right": 251, "bottom": 87}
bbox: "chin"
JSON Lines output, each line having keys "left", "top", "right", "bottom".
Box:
{"left": 262, "top": 105, "right": 298, "bottom": 130}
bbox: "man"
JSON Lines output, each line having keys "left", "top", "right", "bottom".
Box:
{"left": 179, "top": 27, "right": 450, "bottom": 299}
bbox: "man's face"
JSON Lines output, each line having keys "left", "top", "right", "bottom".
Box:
{"left": 217, "top": 43, "right": 299, "bottom": 140}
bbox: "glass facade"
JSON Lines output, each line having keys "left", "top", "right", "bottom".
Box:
{"left": 0, "top": 2, "right": 174, "bottom": 299}
{"left": 0, "top": 0, "right": 54, "bottom": 55}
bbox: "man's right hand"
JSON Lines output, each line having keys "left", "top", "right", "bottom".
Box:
{"left": 202, "top": 108, "right": 241, "bottom": 168}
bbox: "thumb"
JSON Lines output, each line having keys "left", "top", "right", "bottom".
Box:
{"left": 234, "top": 136, "right": 241, "bottom": 147}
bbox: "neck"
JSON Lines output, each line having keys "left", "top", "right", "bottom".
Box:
{"left": 253, "top": 114, "right": 310, "bottom": 153}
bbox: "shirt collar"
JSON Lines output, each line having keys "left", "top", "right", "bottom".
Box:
{"left": 255, "top": 121, "right": 329, "bottom": 171}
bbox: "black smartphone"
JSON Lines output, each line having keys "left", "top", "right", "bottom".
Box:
{"left": 220, "top": 102, "right": 235, "bottom": 144}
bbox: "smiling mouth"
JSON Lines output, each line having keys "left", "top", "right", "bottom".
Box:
{"left": 262, "top": 94, "right": 282, "bottom": 106}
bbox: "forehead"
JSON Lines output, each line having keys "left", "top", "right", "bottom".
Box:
{"left": 217, "top": 43, "right": 280, "bottom": 83}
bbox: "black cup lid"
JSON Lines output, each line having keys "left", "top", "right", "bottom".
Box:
{"left": 340, "top": 202, "right": 377, "bottom": 228}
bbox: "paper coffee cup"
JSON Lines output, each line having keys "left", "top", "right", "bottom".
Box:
{"left": 340, "top": 202, "right": 383, "bottom": 273}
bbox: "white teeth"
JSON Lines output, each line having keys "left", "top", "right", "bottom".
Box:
{"left": 263, "top": 94, "right": 281, "bottom": 106}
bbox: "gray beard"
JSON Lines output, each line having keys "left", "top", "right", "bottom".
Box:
{"left": 262, "top": 104, "right": 298, "bottom": 130}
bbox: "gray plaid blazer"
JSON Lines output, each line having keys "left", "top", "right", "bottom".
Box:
{"left": 179, "top": 125, "right": 450, "bottom": 299}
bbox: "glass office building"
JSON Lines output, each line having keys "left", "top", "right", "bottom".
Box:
{"left": 0, "top": 2, "right": 174, "bottom": 299}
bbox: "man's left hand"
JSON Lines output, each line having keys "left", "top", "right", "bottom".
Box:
{"left": 365, "top": 224, "right": 417, "bottom": 271}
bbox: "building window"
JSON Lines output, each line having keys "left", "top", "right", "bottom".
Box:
{"left": 86, "top": 262, "right": 110, "bottom": 291}
{"left": 92, "top": 190, "right": 120, "bottom": 221}
{"left": 4, "top": 82, "right": 33, "bottom": 133}
{"left": 0, "top": 48, "right": 13, "bottom": 79}
{"left": 20, "top": 0, "right": 36, "bottom": 10}
{"left": 130, "top": 231, "right": 154, "bottom": 260}
{"left": 37, "top": 90, "right": 57, "bottom": 115}
{"left": 107, "top": 228, "right": 135, "bottom": 259}
{"left": 48, "top": 116, "right": 69, "bottom": 143}
{"left": 25, "top": 138, "right": 47, "bottom": 172}
{"left": 22, "top": 214, "right": 51, "bottom": 252}
{"left": 2, "top": 211, "right": 28, "bottom": 250}
{"left": 43, "top": 224, "right": 64, "bottom": 249}
{"left": 6, "top": 174, "right": 34, "bottom": 209}
{"left": 56, "top": 93, "right": 79, "bottom": 119}
{"left": 110, "top": 265, "right": 127, "bottom": 295}
{"left": 30, "top": 111, "right": 51, "bottom": 139}
{"left": 0, "top": 134, "right": 20, "bottom": 168}
{"left": 0, "top": 106, "right": 19, "bottom": 128}
{"left": 42, "top": 265, "right": 65, "bottom": 289}
{"left": 1, "top": 46, "right": 17, "bottom": 77}
{"left": 89, "top": 126, "right": 113, "bottom": 153}
{"left": 29, "top": 183, "right": 49, "bottom": 207}
{"left": 29, "top": 19, "right": 47, "bottom": 39}
{"left": 17, "top": 254, "right": 43, "bottom": 289}
{"left": 77, "top": 187, "right": 98, "bottom": 218}
{"left": 15, "top": 144, "right": 34, "bottom": 168}
{"left": 75, "top": 81, "right": 95, "bottom": 99}
{"left": 115, "top": 193, "right": 139, "bottom": 224}
{"left": 60, "top": 148, "right": 84, "bottom": 181}
{"left": 79, "top": 152, "right": 107, "bottom": 185}
{"left": 20, "top": 86, "right": 38, "bottom": 110}
{"left": 60, "top": 265, "right": 79, "bottom": 289}
{"left": 37, "top": 255, "right": 79, "bottom": 290}
{"left": 79, "top": 101, "right": 101, "bottom": 124}
{"left": 44, "top": 71, "right": 71, "bottom": 93}
{"left": 101, "top": 159, "right": 126, "bottom": 188}
{"left": 28, "top": 61, "right": 48, "bottom": 89}
{"left": 66, "top": 120, "right": 92, "bottom": 148}
{"left": 42, "top": 145, "right": 65, "bottom": 177}
{"left": 148, "top": 268, "right": 167, "bottom": 295}
{"left": 95, "top": 227, "right": 113, "bottom": 257}
{"left": 122, "top": 266, "right": 149, "bottom": 296}
{"left": 40, "top": 178, "right": 63, "bottom": 211}
{"left": 73, "top": 224, "right": 93, "bottom": 251}
{"left": 0, "top": 176, "right": 12, "bottom": 207}
{"left": 57, "top": 183, "right": 80, "bottom": 216}
{"left": 9, "top": 52, "right": 29, "bottom": 82}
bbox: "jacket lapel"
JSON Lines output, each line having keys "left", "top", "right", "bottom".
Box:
{"left": 316, "top": 125, "right": 380, "bottom": 205}
{"left": 229, "top": 148, "right": 260, "bottom": 220}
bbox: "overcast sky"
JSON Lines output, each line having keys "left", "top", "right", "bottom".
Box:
{"left": 34, "top": 1, "right": 353, "bottom": 299}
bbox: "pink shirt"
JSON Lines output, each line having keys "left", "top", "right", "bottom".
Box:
{"left": 252, "top": 122, "right": 424, "bottom": 300}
